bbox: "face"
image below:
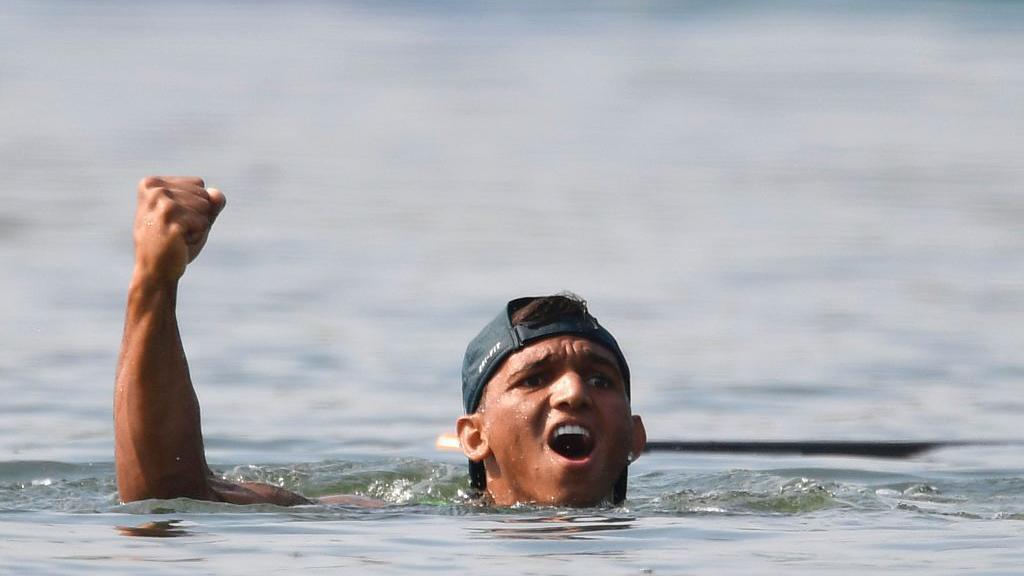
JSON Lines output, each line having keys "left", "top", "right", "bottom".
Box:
{"left": 457, "top": 335, "right": 646, "bottom": 506}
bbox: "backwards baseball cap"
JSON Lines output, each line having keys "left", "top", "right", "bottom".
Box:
{"left": 461, "top": 295, "right": 632, "bottom": 501}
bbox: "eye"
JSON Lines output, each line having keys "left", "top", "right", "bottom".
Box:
{"left": 519, "top": 374, "right": 546, "bottom": 388}
{"left": 586, "top": 374, "right": 614, "bottom": 389}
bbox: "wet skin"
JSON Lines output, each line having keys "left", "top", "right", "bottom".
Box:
{"left": 457, "top": 335, "right": 647, "bottom": 506}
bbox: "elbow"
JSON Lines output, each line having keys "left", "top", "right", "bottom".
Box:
{"left": 116, "top": 466, "right": 212, "bottom": 503}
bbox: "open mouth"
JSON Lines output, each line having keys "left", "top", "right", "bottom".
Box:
{"left": 548, "top": 424, "right": 595, "bottom": 460}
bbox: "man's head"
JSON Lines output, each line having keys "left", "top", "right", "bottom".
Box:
{"left": 457, "top": 294, "right": 646, "bottom": 506}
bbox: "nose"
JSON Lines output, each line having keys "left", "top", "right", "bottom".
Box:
{"left": 549, "top": 371, "right": 592, "bottom": 411}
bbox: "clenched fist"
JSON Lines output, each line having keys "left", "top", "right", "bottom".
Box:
{"left": 133, "top": 176, "right": 226, "bottom": 283}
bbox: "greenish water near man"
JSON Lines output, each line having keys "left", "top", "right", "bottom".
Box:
{"left": 2, "top": 0, "right": 1024, "bottom": 573}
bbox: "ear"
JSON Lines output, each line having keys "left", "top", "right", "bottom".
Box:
{"left": 456, "top": 413, "right": 491, "bottom": 462}
{"left": 629, "top": 415, "right": 647, "bottom": 462}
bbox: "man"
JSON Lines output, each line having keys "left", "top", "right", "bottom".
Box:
{"left": 115, "top": 176, "right": 646, "bottom": 507}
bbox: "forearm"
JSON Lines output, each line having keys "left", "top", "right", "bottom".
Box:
{"left": 113, "top": 177, "right": 307, "bottom": 507}
{"left": 114, "top": 271, "right": 213, "bottom": 502}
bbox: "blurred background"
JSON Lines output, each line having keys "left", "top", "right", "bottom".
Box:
{"left": 2, "top": 0, "right": 1023, "bottom": 465}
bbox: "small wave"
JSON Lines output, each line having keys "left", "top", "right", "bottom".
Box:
{"left": 635, "top": 473, "right": 842, "bottom": 515}
{"left": 0, "top": 461, "right": 117, "bottom": 513}
{"left": 3, "top": 459, "right": 1023, "bottom": 519}
{"left": 214, "top": 458, "right": 468, "bottom": 506}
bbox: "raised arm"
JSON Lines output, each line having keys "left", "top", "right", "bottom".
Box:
{"left": 114, "top": 176, "right": 307, "bottom": 505}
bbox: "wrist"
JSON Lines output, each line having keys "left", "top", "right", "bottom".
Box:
{"left": 128, "top": 266, "right": 179, "bottom": 303}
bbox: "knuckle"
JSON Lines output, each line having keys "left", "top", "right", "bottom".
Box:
{"left": 138, "top": 176, "right": 162, "bottom": 189}
{"left": 147, "top": 187, "right": 171, "bottom": 209}
{"left": 166, "top": 220, "right": 186, "bottom": 237}
{"left": 154, "top": 193, "right": 178, "bottom": 215}
{"left": 137, "top": 176, "right": 163, "bottom": 199}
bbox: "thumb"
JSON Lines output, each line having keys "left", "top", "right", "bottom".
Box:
{"left": 205, "top": 187, "right": 227, "bottom": 221}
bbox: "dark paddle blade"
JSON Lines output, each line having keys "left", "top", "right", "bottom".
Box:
{"left": 642, "top": 440, "right": 1002, "bottom": 458}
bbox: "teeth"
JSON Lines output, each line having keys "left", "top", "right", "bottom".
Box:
{"left": 554, "top": 424, "right": 590, "bottom": 438}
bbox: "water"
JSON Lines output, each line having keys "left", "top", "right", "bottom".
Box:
{"left": 2, "top": 0, "right": 1024, "bottom": 573}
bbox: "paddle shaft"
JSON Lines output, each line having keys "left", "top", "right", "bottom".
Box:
{"left": 641, "top": 440, "right": 992, "bottom": 458}
{"left": 435, "top": 434, "right": 1013, "bottom": 458}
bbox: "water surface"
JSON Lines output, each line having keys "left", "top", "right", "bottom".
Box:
{"left": 2, "top": 0, "right": 1024, "bottom": 573}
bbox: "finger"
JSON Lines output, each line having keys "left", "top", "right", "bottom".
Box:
{"left": 177, "top": 210, "right": 212, "bottom": 245}
{"left": 160, "top": 184, "right": 215, "bottom": 216}
{"left": 138, "top": 176, "right": 205, "bottom": 195}
{"left": 138, "top": 176, "right": 168, "bottom": 196}
{"left": 205, "top": 187, "right": 226, "bottom": 222}
{"left": 166, "top": 183, "right": 224, "bottom": 221}
{"left": 159, "top": 176, "right": 206, "bottom": 189}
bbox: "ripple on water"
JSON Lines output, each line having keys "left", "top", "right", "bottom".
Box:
{"left": 3, "top": 458, "right": 1024, "bottom": 521}
{"left": 633, "top": 471, "right": 843, "bottom": 515}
